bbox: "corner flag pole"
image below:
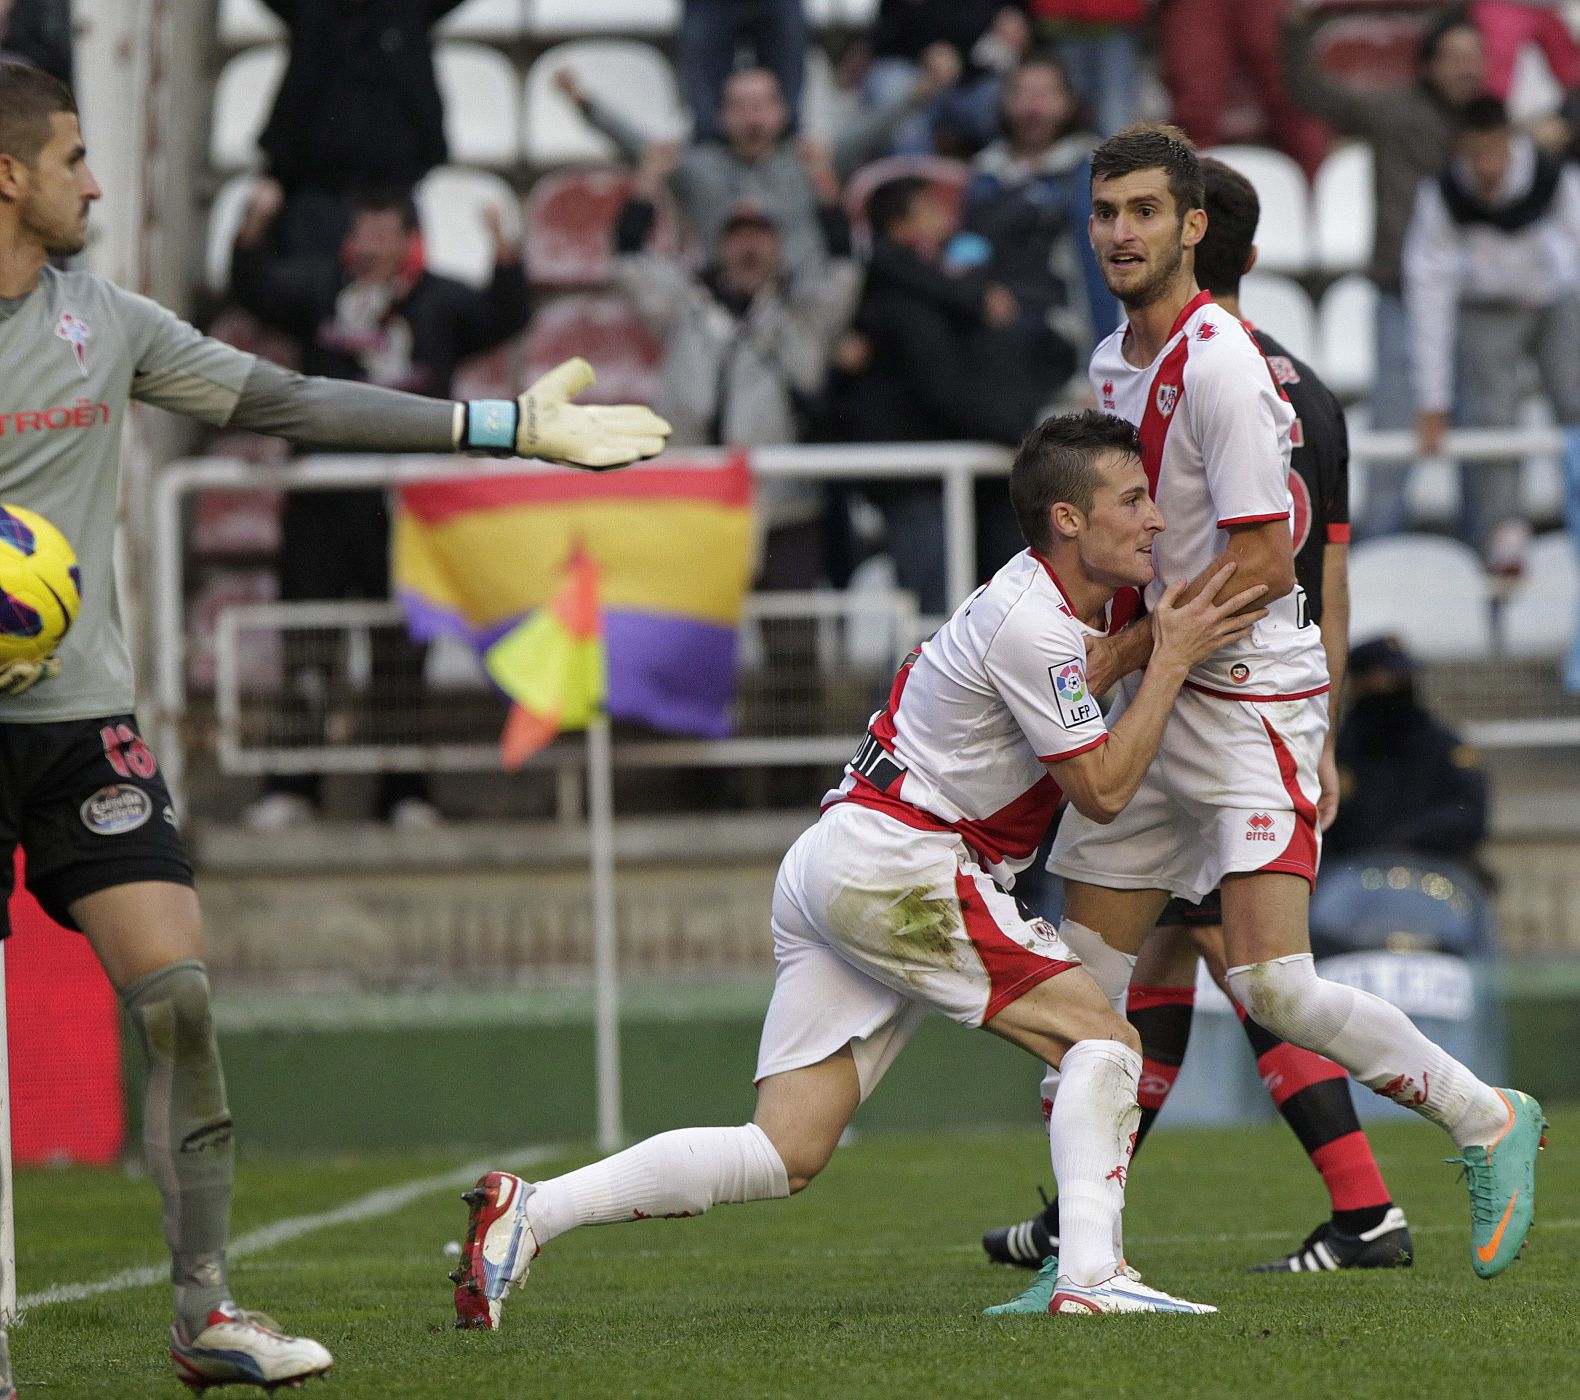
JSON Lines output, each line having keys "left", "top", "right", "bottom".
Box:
{"left": 586, "top": 713, "right": 623, "bottom": 1152}
{"left": 0, "top": 938, "right": 15, "bottom": 1325}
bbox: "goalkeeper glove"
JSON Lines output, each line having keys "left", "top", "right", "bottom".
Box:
{"left": 0, "top": 655, "right": 60, "bottom": 697}
{"left": 457, "top": 357, "right": 671, "bottom": 469}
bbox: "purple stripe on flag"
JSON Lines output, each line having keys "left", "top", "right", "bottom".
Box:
{"left": 605, "top": 611, "right": 737, "bottom": 738}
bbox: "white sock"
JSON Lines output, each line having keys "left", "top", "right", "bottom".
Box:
{"left": 1058, "top": 919, "right": 1138, "bottom": 1015}
{"left": 526, "top": 1124, "right": 790, "bottom": 1247}
{"left": 1038, "top": 1065, "right": 1059, "bottom": 1123}
{"left": 1227, "top": 954, "right": 1506, "bottom": 1148}
{"left": 1048, "top": 1039, "right": 1141, "bottom": 1286}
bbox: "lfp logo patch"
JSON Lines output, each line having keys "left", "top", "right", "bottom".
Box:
{"left": 1049, "top": 658, "right": 1100, "bottom": 729}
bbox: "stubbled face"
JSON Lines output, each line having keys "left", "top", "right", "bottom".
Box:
{"left": 1089, "top": 168, "right": 1201, "bottom": 311}
{"left": 1002, "top": 64, "right": 1075, "bottom": 154}
{"left": 1460, "top": 127, "right": 1512, "bottom": 201}
{"left": 8, "top": 111, "right": 100, "bottom": 257}
{"left": 718, "top": 223, "right": 781, "bottom": 295}
{"left": 720, "top": 70, "right": 787, "bottom": 162}
{"left": 1426, "top": 27, "right": 1487, "bottom": 107}
{"left": 1071, "top": 451, "right": 1165, "bottom": 589}
{"left": 343, "top": 208, "right": 411, "bottom": 283}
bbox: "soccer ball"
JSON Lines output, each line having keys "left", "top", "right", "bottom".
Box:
{"left": 0, "top": 504, "right": 81, "bottom": 664}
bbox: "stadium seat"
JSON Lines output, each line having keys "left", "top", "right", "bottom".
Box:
{"left": 844, "top": 155, "right": 972, "bottom": 242}
{"left": 526, "top": 0, "right": 681, "bottom": 38}
{"left": 522, "top": 167, "right": 680, "bottom": 287}
{"left": 1348, "top": 536, "right": 1493, "bottom": 658}
{"left": 522, "top": 41, "right": 687, "bottom": 168}
{"left": 1312, "top": 14, "right": 1423, "bottom": 89}
{"left": 1201, "top": 146, "right": 1311, "bottom": 274}
{"left": 1405, "top": 460, "right": 1460, "bottom": 530}
{"left": 1317, "top": 274, "right": 1376, "bottom": 399}
{"left": 453, "top": 336, "right": 525, "bottom": 401}
{"left": 802, "top": 45, "right": 858, "bottom": 144}
{"left": 192, "top": 489, "right": 284, "bottom": 558}
{"left": 1508, "top": 42, "right": 1565, "bottom": 123}
{"left": 437, "top": 0, "right": 527, "bottom": 40}
{"left": 217, "top": 0, "right": 285, "bottom": 47}
{"left": 1239, "top": 273, "right": 1317, "bottom": 365}
{"left": 1502, "top": 532, "right": 1580, "bottom": 657}
{"left": 210, "top": 45, "right": 286, "bottom": 172}
{"left": 1313, "top": 142, "right": 1373, "bottom": 274}
{"left": 205, "top": 173, "right": 257, "bottom": 293}
{"left": 436, "top": 43, "right": 521, "bottom": 168}
{"left": 521, "top": 294, "right": 662, "bottom": 405}
{"left": 415, "top": 167, "right": 524, "bottom": 288}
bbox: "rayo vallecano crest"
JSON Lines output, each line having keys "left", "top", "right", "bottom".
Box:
{"left": 1155, "top": 382, "right": 1179, "bottom": 417}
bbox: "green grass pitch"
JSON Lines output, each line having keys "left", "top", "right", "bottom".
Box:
{"left": 9, "top": 1110, "right": 1575, "bottom": 1398}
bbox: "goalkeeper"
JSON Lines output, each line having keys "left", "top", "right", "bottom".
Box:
{"left": 0, "top": 61, "right": 666, "bottom": 1396}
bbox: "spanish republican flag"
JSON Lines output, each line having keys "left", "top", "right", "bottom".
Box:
{"left": 393, "top": 453, "right": 754, "bottom": 739}
{"left": 485, "top": 548, "right": 605, "bottom": 767}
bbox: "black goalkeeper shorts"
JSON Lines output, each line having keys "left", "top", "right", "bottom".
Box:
{"left": 1157, "top": 888, "right": 1224, "bottom": 930}
{"left": 0, "top": 713, "right": 194, "bottom": 935}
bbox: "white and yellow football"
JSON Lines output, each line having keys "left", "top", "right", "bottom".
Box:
{"left": 0, "top": 503, "right": 81, "bottom": 664}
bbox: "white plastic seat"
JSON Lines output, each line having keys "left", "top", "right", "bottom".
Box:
{"left": 1348, "top": 536, "right": 1493, "bottom": 659}
{"left": 414, "top": 167, "right": 524, "bottom": 288}
{"left": 1502, "top": 532, "right": 1580, "bottom": 657}
{"left": 527, "top": 0, "right": 681, "bottom": 37}
{"left": 1239, "top": 273, "right": 1316, "bottom": 364}
{"left": 1313, "top": 142, "right": 1373, "bottom": 274}
{"left": 217, "top": 0, "right": 285, "bottom": 47}
{"left": 436, "top": 43, "right": 521, "bottom": 167}
{"left": 437, "top": 0, "right": 527, "bottom": 40}
{"left": 205, "top": 174, "right": 259, "bottom": 293}
{"left": 1317, "top": 273, "right": 1377, "bottom": 399}
{"left": 522, "top": 41, "right": 686, "bottom": 168}
{"left": 210, "top": 45, "right": 286, "bottom": 172}
{"left": 1202, "top": 145, "right": 1312, "bottom": 274}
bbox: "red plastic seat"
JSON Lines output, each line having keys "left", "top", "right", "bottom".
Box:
{"left": 522, "top": 294, "right": 663, "bottom": 405}
{"left": 524, "top": 167, "right": 681, "bottom": 288}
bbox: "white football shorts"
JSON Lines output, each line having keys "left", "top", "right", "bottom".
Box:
{"left": 755, "top": 801, "right": 1078, "bottom": 1099}
{"left": 1047, "top": 684, "right": 1327, "bottom": 905}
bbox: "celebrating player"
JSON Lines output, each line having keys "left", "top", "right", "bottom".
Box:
{"left": 0, "top": 63, "right": 668, "bottom": 1394}
{"left": 1021, "top": 124, "right": 1543, "bottom": 1285}
{"left": 450, "top": 412, "right": 1268, "bottom": 1326}
{"left": 985, "top": 158, "right": 1412, "bottom": 1291}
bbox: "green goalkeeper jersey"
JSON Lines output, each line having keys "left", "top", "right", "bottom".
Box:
{"left": 0, "top": 265, "right": 257, "bottom": 722}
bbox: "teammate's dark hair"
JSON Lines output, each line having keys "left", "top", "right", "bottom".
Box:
{"left": 1195, "top": 158, "right": 1260, "bottom": 299}
{"left": 1090, "top": 122, "right": 1204, "bottom": 219}
{"left": 0, "top": 61, "right": 76, "bottom": 167}
{"left": 1010, "top": 411, "right": 1143, "bottom": 551}
{"left": 1418, "top": 6, "right": 1476, "bottom": 72}
{"left": 1456, "top": 93, "right": 1509, "bottom": 134}
{"left": 352, "top": 185, "right": 420, "bottom": 233}
{"left": 867, "top": 175, "right": 929, "bottom": 240}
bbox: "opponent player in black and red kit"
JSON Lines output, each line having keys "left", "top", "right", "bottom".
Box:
{"left": 985, "top": 157, "right": 1412, "bottom": 1280}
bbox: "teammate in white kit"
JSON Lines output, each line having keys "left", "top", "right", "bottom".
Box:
{"left": 0, "top": 64, "right": 668, "bottom": 1395}
{"left": 452, "top": 412, "right": 1271, "bottom": 1325}
{"left": 1042, "top": 124, "right": 1545, "bottom": 1279}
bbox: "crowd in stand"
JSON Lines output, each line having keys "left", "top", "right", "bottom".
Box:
{"left": 203, "top": 0, "right": 1580, "bottom": 825}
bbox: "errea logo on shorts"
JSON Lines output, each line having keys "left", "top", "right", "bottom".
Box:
{"left": 80, "top": 784, "right": 153, "bottom": 835}
{"left": 1246, "top": 812, "right": 1278, "bottom": 842}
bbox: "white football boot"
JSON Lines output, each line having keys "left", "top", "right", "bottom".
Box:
{"left": 1048, "top": 1272, "right": 1217, "bottom": 1316}
{"left": 170, "top": 1304, "right": 332, "bottom": 1392}
{"left": 451, "top": 1171, "right": 540, "bottom": 1330}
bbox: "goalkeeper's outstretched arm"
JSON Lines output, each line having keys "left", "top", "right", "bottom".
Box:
{"left": 229, "top": 356, "right": 670, "bottom": 469}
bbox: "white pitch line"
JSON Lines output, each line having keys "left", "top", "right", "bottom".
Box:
{"left": 18, "top": 1145, "right": 559, "bottom": 1315}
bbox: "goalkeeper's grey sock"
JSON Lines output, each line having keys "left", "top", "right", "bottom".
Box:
{"left": 122, "top": 960, "right": 234, "bottom": 1335}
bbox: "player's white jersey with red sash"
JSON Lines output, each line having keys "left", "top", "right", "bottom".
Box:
{"left": 823, "top": 549, "right": 1138, "bottom": 888}
{"left": 1091, "top": 289, "right": 1327, "bottom": 700}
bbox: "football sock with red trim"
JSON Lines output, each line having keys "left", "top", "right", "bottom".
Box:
{"left": 1235, "top": 1005, "right": 1394, "bottom": 1235}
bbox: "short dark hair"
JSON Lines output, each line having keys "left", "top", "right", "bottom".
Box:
{"left": 0, "top": 61, "right": 76, "bottom": 166}
{"left": 352, "top": 186, "right": 420, "bottom": 233}
{"left": 867, "top": 175, "right": 929, "bottom": 240}
{"left": 1418, "top": 6, "right": 1477, "bottom": 70}
{"left": 1090, "top": 122, "right": 1204, "bottom": 219}
{"left": 1456, "top": 93, "right": 1509, "bottom": 134}
{"left": 1010, "top": 410, "right": 1143, "bottom": 551}
{"left": 1195, "top": 157, "right": 1260, "bottom": 298}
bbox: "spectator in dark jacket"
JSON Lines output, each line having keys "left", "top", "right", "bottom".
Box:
{"left": 961, "top": 52, "right": 1119, "bottom": 359}
{"left": 256, "top": 0, "right": 464, "bottom": 255}
{"left": 1327, "top": 637, "right": 1489, "bottom": 863}
{"left": 1024, "top": 0, "right": 1146, "bottom": 138}
{"left": 0, "top": 0, "right": 72, "bottom": 86}
{"left": 230, "top": 178, "right": 530, "bottom": 830}
{"left": 836, "top": 175, "right": 1064, "bottom": 612}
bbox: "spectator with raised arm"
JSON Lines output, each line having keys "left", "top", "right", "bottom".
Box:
{"left": 961, "top": 51, "right": 1120, "bottom": 359}
{"left": 1283, "top": 5, "right": 1488, "bottom": 539}
{"left": 230, "top": 178, "right": 531, "bottom": 829}
{"left": 558, "top": 56, "right": 959, "bottom": 279}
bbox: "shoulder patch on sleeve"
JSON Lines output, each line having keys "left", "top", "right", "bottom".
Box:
{"left": 1048, "top": 657, "right": 1101, "bottom": 730}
